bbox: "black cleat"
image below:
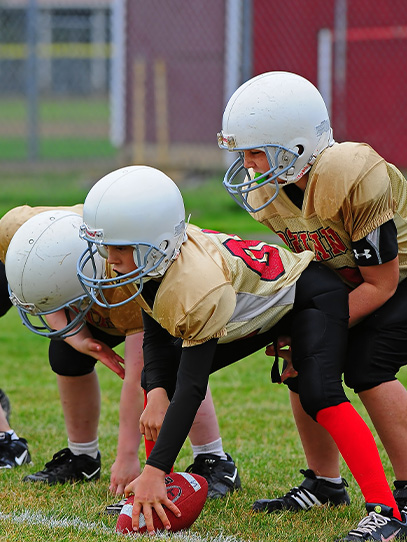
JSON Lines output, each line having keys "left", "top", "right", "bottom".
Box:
{"left": 23, "top": 447, "right": 100, "bottom": 484}
{"left": 0, "top": 389, "right": 11, "bottom": 422}
{"left": 253, "top": 469, "right": 350, "bottom": 513}
{"left": 335, "top": 503, "right": 407, "bottom": 541}
{"left": 0, "top": 432, "right": 31, "bottom": 469}
{"left": 186, "top": 453, "right": 241, "bottom": 499}
{"left": 394, "top": 480, "right": 407, "bottom": 513}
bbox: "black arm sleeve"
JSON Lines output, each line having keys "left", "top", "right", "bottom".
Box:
{"left": 146, "top": 337, "right": 218, "bottom": 474}
{"left": 351, "top": 219, "right": 398, "bottom": 266}
{"left": 141, "top": 309, "right": 182, "bottom": 396}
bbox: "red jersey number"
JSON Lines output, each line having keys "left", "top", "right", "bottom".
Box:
{"left": 223, "top": 238, "right": 285, "bottom": 281}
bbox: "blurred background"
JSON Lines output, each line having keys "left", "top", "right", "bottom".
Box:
{"left": 1, "top": 0, "right": 406, "bottom": 180}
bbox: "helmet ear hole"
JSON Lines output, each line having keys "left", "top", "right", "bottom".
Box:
{"left": 97, "top": 245, "right": 108, "bottom": 259}
{"left": 296, "top": 145, "right": 304, "bottom": 155}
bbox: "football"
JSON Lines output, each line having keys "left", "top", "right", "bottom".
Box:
{"left": 115, "top": 471, "right": 208, "bottom": 535}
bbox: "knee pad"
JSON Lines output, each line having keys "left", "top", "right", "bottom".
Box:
{"left": 295, "top": 263, "right": 349, "bottom": 322}
{"left": 49, "top": 340, "right": 96, "bottom": 376}
{"left": 292, "top": 307, "right": 348, "bottom": 419}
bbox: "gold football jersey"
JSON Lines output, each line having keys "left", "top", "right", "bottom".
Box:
{"left": 0, "top": 204, "right": 84, "bottom": 263}
{"left": 248, "top": 142, "right": 407, "bottom": 288}
{"left": 126, "top": 225, "right": 314, "bottom": 346}
{"left": 0, "top": 204, "right": 143, "bottom": 336}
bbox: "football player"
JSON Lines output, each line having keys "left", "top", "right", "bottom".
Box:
{"left": 0, "top": 261, "right": 31, "bottom": 469}
{"left": 218, "top": 71, "right": 407, "bottom": 540}
{"left": 76, "top": 165, "right": 407, "bottom": 540}
{"left": 2, "top": 206, "right": 240, "bottom": 501}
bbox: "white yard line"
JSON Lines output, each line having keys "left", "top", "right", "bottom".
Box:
{"left": 0, "top": 509, "right": 247, "bottom": 541}
{"left": 0, "top": 509, "right": 112, "bottom": 535}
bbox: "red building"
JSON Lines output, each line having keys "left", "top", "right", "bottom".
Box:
{"left": 122, "top": 0, "right": 407, "bottom": 170}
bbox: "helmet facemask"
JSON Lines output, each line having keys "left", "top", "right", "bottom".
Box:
{"left": 219, "top": 138, "right": 300, "bottom": 212}
{"left": 5, "top": 209, "right": 101, "bottom": 340}
{"left": 77, "top": 165, "right": 187, "bottom": 309}
{"left": 77, "top": 240, "right": 166, "bottom": 309}
{"left": 77, "top": 221, "right": 186, "bottom": 309}
{"left": 9, "top": 287, "right": 93, "bottom": 339}
{"left": 218, "top": 71, "right": 334, "bottom": 213}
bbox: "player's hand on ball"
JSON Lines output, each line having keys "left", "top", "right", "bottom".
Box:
{"left": 117, "top": 471, "right": 208, "bottom": 535}
{"left": 124, "top": 465, "right": 181, "bottom": 534}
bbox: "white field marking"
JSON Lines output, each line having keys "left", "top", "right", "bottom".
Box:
{"left": 0, "top": 510, "right": 112, "bottom": 535}
{"left": 0, "top": 509, "right": 248, "bottom": 541}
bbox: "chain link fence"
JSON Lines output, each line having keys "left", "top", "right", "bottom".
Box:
{"left": 1, "top": 0, "right": 406, "bottom": 174}
{"left": 0, "top": 0, "right": 113, "bottom": 169}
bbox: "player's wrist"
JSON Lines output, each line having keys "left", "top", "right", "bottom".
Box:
{"left": 143, "top": 463, "right": 167, "bottom": 479}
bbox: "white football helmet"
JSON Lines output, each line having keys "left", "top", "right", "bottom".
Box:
{"left": 77, "top": 165, "right": 187, "bottom": 308}
{"left": 5, "top": 210, "right": 103, "bottom": 339}
{"left": 218, "top": 71, "right": 334, "bottom": 212}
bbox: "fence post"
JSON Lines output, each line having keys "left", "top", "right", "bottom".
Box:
{"left": 26, "top": 0, "right": 39, "bottom": 161}
{"left": 334, "top": 0, "right": 347, "bottom": 141}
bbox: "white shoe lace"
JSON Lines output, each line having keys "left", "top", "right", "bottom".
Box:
{"left": 348, "top": 512, "right": 391, "bottom": 536}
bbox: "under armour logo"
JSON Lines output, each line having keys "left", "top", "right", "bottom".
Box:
{"left": 353, "top": 248, "right": 371, "bottom": 259}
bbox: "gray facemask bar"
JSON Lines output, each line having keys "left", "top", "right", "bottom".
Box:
{"left": 77, "top": 242, "right": 166, "bottom": 309}
{"left": 9, "top": 285, "right": 92, "bottom": 339}
{"left": 222, "top": 146, "right": 299, "bottom": 213}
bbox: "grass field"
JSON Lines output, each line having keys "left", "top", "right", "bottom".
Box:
{"left": 0, "top": 98, "right": 115, "bottom": 161}
{"left": 0, "top": 171, "right": 405, "bottom": 541}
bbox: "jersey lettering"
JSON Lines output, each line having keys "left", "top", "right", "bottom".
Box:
{"left": 277, "top": 227, "right": 347, "bottom": 261}
{"left": 321, "top": 228, "right": 347, "bottom": 256}
{"left": 307, "top": 232, "right": 331, "bottom": 260}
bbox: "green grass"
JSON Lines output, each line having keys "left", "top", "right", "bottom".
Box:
{"left": 0, "top": 171, "right": 92, "bottom": 218}
{"left": 0, "top": 97, "right": 113, "bottom": 161}
{"left": 0, "top": 172, "right": 403, "bottom": 541}
{"left": 0, "top": 97, "right": 110, "bottom": 123}
{"left": 0, "top": 138, "right": 116, "bottom": 161}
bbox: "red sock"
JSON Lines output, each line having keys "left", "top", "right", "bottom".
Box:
{"left": 316, "top": 402, "right": 401, "bottom": 520}
{"left": 144, "top": 435, "right": 156, "bottom": 459}
{"left": 143, "top": 390, "right": 155, "bottom": 459}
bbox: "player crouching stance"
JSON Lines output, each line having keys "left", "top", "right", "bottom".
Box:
{"left": 77, "top": 165, "right": 407, "bottom": 541}
{"left": 3, "top": 206, "right": 240, "bottom": 501}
